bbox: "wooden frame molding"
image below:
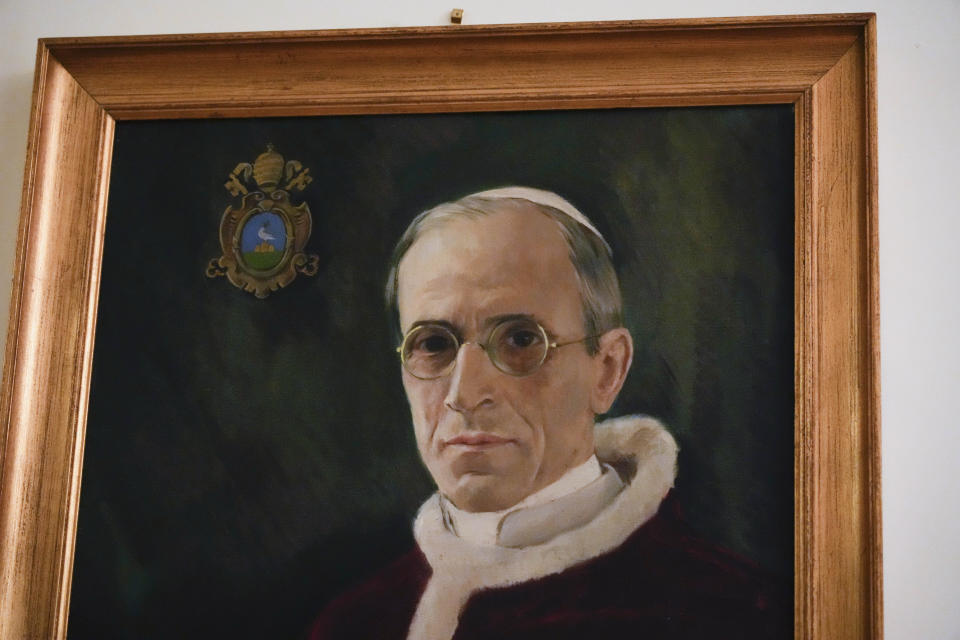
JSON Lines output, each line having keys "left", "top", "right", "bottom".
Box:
{"left": 0, "top": 14, "right": 880, "bottom": 639}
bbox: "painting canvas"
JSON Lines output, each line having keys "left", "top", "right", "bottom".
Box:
{"left": 68, "top": 105, "right": 795, "bottom": 638}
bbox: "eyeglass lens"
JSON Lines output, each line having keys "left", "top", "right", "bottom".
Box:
{"left": 401, "top": 318, "right": 549, "bottom": 379}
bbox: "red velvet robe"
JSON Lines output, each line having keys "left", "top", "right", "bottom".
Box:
{"left": 308, "top": 493, "right": 789, "bottom": 640}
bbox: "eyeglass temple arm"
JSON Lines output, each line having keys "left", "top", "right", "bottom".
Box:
{"left": 551, "top": 333, "right": 605, "bottom": 349}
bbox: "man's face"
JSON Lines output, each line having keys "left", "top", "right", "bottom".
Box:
{"left": 396, "top": 205, "right": 599, "bottom": 512}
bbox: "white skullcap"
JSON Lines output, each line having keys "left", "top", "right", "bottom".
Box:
{"left": 468, "top": 186, "right": 612, "bottom": 255}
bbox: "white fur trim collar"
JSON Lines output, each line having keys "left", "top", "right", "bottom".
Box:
{"left": 406, "top": 415, "right": 677, "bottom": 640}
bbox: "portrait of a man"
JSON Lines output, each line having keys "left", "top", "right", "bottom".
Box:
{"left": 69, "top": 107, "right": 794, "bottom": 639}
{"left": 310, "top": 187, "right": 785, "bottom": 639}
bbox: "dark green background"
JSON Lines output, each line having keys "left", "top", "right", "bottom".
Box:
{"left": 69, "top": 106, "right": 794, "bottom": 638}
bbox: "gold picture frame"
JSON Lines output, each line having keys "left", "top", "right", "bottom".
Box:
{"left": 0, "top": 14, "right": 880, "bottom": 639}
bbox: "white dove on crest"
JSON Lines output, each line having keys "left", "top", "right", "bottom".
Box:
{"left": 258, "top": 223, "right": 277, "bottom": 242}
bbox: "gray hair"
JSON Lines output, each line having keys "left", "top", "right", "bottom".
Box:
{"left": 385, "top": 191, "right": 623, "bottom": 355}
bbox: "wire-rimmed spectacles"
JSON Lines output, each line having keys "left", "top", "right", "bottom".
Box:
{"left": 397, "top": 316, "right": 597, "bottom": 380}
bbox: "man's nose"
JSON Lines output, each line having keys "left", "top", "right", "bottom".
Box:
{"left": 444, "top": 342, "right": 496, "bottom": 413}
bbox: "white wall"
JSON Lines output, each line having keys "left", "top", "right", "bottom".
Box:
{"left": 2, "top": 0, "right": 958, "bottom": 637}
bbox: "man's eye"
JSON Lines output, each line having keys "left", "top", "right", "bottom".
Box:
{"left": 417, "top": 333, "right": 454, "bottom": 353}
{"left": 506, "top": 330, "right": 539, "bottom": 348}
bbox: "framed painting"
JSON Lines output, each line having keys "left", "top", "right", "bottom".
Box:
{"left": 0, "top": 14, "right": 880, "bottom": 639}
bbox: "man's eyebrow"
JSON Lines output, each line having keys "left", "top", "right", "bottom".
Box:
{"left": 405, "top": 314, "right": 553, "bottom": 336}
{"left": 407, "top": 319, "right": 459, "bottom": 333}
{"left": 481, "top": 313, "right": 558, "bottom": 338}
{"left": 481, "top": 313, "right": 537, "bottom": 328}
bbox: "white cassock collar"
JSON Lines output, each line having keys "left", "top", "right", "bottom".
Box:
{"left": 439, "top": 454, "right": 604, "bottom": 547}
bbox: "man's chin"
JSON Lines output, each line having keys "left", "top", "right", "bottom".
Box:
{"left": 445, "top": 472, "right": 529, "bottom": 513}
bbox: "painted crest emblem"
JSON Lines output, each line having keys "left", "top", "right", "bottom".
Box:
{"left": 206, "top": 144, "right": 319, "bottom": 298}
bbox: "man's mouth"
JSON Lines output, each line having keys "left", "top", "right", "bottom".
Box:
{"left": 442, "top": 433, "right": 515, "bottom": 449}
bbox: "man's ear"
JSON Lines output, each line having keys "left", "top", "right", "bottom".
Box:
{"left": 590, "top": 327, "right": 634, "bottom": 415}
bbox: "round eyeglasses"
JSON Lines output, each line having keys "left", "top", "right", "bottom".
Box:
{"left": 397, "top": 317, "right": 597, "bottom": 380}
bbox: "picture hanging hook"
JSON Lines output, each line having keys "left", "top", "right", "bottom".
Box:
{"left": 450, "top": 8, "right": 464, "bottom": 24}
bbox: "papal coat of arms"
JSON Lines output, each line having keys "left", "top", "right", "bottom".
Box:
{"left": 206, "top": 144, "right": 319, "bottom": 298}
